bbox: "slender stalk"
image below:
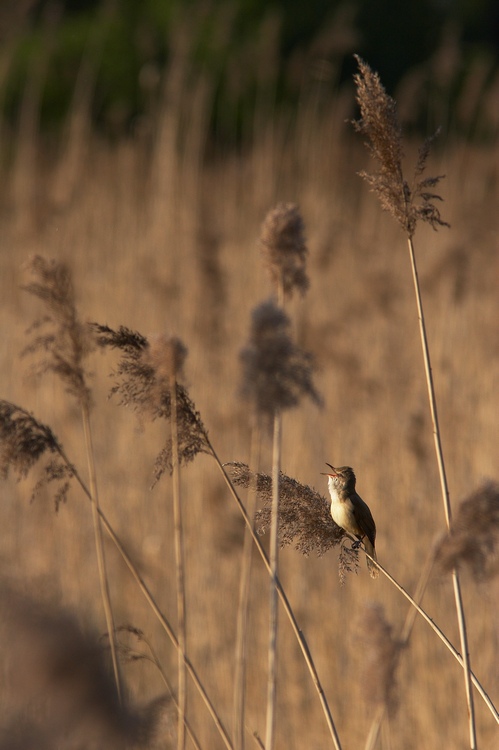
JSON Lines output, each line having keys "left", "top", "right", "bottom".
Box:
{"left": 360, "top": 544, "right": 498, "bottom": 723}
{"left": 364, "top": 544, "right": 437, "bottom": 750}
{"left": 233, "top": 421, "right": 261, "bottom": 750}
{"left": 407, "top": 235, "right": 477, "bottom": 748}
{"left": 56, "top": 446, "right": 234, "bottom": 750}
{"left": 80, "top": 403, "right": 122, "bottom": 703}
{"left": 265, "top": 411, "right": 282, "bottom": 750}
{"left": 213, "top": 449, "right": 343, "bottom": 750}
{"left": 170, "top": 376, "right": 187, "bottom": 750}
{"left": 132, "top": 635, "right": 203, "bottom": 750}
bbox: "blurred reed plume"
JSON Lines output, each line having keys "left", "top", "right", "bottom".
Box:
{"left": 21, "top": 256, "right": 122, "bottom": 701}
{"left": 21, "top": 255, "right": 93, "bottom": 405}
{"left": 353, "top": 55, "right": 449, "bottom": 237}
{"left": 436, "top": 482, "right": 499, "bottom": 581}
{"left": 0, "top": 586, "right": 144, "bottom": 749}
{"left": 91, "top": 323, "right": 211, "bottom": 482}
{"left": 226, "top": 462, "right": 344, "bottom": 556}
{"left": 260, "top": 202, "right": 309, "bottom": 301}
{"left": 239, "top": 299, "right": 321, "bottom": 420}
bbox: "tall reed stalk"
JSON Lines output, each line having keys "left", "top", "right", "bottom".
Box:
{"left": 233, "top": 422, "right": 261, "bottom": 750}
{"left": 265, "top": 410, "right": 282, "bottom": 750}
{"left": 353, "top": 56, "right": 476, "bottom": 748}
{"left": 21, "top": 257, "right": 122, "bottom": 701}
{"left": 81, "top": 403, "right": 122, "bottom": 703}
{"left": 170, "top": 368, "right": 187, "bottom": 750}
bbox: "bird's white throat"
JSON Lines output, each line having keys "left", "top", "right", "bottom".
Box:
{"left": 327, "top": 476, "right": 354, "bottom": 530}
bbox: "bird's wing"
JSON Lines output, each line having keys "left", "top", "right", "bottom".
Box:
{"left": 352, "top": 493, "right": 376, "bottom": 547}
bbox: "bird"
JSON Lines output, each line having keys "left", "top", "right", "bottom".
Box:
{"left": 321, "top": 464, "right": 378, "bottom": 578}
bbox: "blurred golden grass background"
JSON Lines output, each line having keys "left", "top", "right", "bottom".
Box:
{"left": 1, "top": 68, "right": 498, "bottom": 749}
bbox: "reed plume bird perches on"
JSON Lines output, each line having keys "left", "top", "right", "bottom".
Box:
{"left": 322, "top": 464, "right": 379, "bottom": 578}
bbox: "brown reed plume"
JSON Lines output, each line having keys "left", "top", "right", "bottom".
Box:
{"left": 260, "top": 202, "right": 309, "bottom": 303}
{"left": 226, "top": 461, "right": 358, "bottom": 584}
{"left": 21, "top": 256, "right": 122, "bottom": 703}
{"left": 91, "top": 323, "right": 211, "bottom": 483}
{"left": 352, "top": 56, "right": 449, "bottom": 238}
{"left": 21, "top": 255, "right": 93, "bottom": 404}
{"left": 353, "top": 56, "right": 477, "bottom": 748}
{"left": 239, "top": 300, "right": 322, "bottom": 419}
{"left": 436, "top": 482, "right": 499, "bottom": 581}
{"left": 0, "top": 400, "right": 62, "bottom": 480}
{"left": 227, "top": 462, "right": 343, "bottom": 555}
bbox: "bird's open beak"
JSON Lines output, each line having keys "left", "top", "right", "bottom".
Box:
{"left": 321, "top": 462, "right": 337, "bottom": 476}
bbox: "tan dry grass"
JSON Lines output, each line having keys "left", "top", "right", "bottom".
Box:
{"left": 0, "top": 87, "right": 498, "bottom": 749}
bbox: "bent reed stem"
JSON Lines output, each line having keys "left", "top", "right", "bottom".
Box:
{"left": 80, "top": 403, "right": 122, "bottom": 704}
{"left": 55, "top": 444, "right": 234, "bottom": 750}
{"left": 265, "top": 411, "right": 282, "bottom": 750}
{"left": 213, "top": 448, "right": 343, "bottom": 750}
{"left": 358, "top": 542, "right": 498, "bottom": 724}
{"left": 407, "top": 235, "right": 477, "bottom": 748}
{"left": 364, "top": 543, "right": 437, "bottom": 750}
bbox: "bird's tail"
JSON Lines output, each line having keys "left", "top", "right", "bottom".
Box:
{"left": 364, "top": 539, "right": 379, "bottom": 579}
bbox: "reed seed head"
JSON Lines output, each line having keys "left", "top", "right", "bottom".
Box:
{"left": 146, "top": 333, "right": 187, "bottom": 383}
{"left": 22, "top": 256, "right": 93, "bottom": 406}
{"left": 91, "top": 323, "right": 210, "bottom": 479}
{"left": 225, "top": 462, "right": 343, "bottom": 556}
{"left": 0, "top": 400, "right": 58, "bottom": 479}
{"left": 239, "top": 299, "right": 322, "bottom": 419}
{"left": 435, "top": 482, "right": 499, "bottom": 580}
{"left": 260, "top": 202, "right": 309, "bottom": 298}
{"left": 353, "top": 55, "right": 449, "bottom": 237}
{"left": 0, "top": 400, "right": 74, "bottom": 508}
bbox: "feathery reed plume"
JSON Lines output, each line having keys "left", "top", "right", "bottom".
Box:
{"left": 353, "top": 55, "right": 449, "bottom": 238}
{"left": 260, "top": 202, "right": 309, "bottom": 303}
{"left": 240, "top": 300, "right": 322, "bottom": 420}
{"left": 21, "top": 255, "right": 93, "bottom": 404}
{"left": 239, "top": 298, "right": 321, "bottom": 750}
{"left": 436, "top": 482, "right": 499, "bottom": 580}
{"left": 353, "top": 58, "right": 478, "bottom": 749}
{"left": 22, "top": 256, "right": 122, "bottom": 703}
{"left": 0, "top": 587, "right": 138, "bottom": 748}
{"left": 91, "top": 323, "right": 211, "bottom": 482}
{"left": 226, "top": 462, "right": 344, "bottom": 556}
{"left": 357, "top": 603, "right": 401, "bottom": 717}
{"left": 0, "top": 400, "right": 61, "bottom": 480}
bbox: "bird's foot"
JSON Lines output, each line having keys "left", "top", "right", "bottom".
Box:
{"left": 351, "top": 539, "right": 362, "bottom": 550}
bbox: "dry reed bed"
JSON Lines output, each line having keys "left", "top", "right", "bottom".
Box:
{"left": 0, "top": 61, "right": 498, "bottom": 750}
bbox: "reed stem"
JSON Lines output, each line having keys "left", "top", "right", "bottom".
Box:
{"left": 407, "top": 235, "right": 477, "bottom": 748}
{"left": 265, "top": 411, "right": 282, "bottom": 750}
{"left": 80, "top": 402, "right": 122, "bottom": 703}
{"left": 170, "top": 376, "right": 187, "bottom": 750}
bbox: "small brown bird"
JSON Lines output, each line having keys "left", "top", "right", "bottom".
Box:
{"left": 322, "top": 464, "right": 379, "bottom": 578}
